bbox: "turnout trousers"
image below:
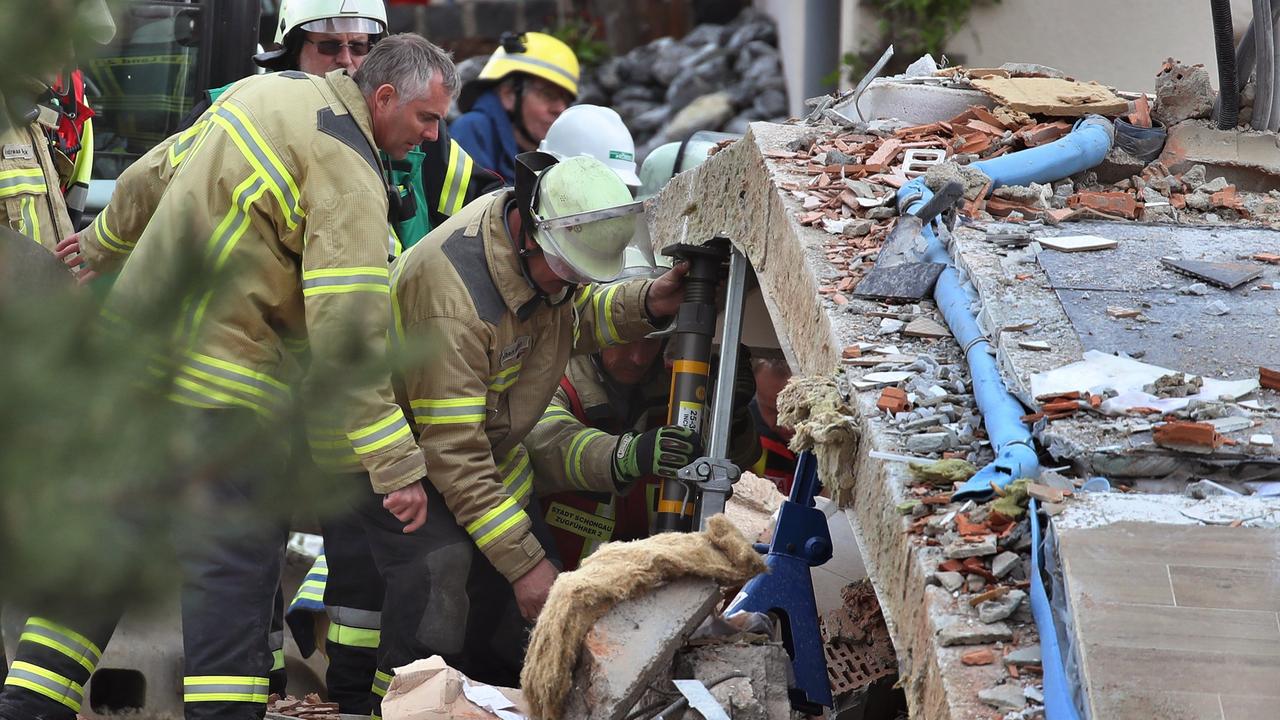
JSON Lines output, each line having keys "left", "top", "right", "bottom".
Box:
{"left": 0, "top": 409, "right": 288, "bottom": 720}
{"left": 356, "top": 477, "right": 558, "bottom": 718}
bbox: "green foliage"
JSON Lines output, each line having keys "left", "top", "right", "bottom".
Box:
{"left": 0, "top": 236, "right": 361, "bottom": 616}
{"left": 834, "top": 0, "right": 999, "bottom": 85}
{"left": 545, "top": 15, "right": 611, "bottom": 70}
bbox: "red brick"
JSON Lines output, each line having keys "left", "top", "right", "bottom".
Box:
{"left": 876, "top": 387, "right": 910, "bottom": 414}
{"left": 1067, "top": 191, "right": 1140, "bottom": 219}
{"left": 961, "top": 648, "right": 996, "bottom": 665}
{"left": 1153, "top": 421, "right": 1222, "bottom": 450}
{"left": 1261, "top": 366, "right": 1280, "bottom": 390}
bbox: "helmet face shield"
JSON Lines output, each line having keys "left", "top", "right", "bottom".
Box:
{"left": 299, "top": 16, "right": 385, "bottom": 34}
{"left": 531, "top": 201, "right": 646, "bottom": 284}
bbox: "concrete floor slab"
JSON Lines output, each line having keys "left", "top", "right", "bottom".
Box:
{"left": 1055, "top": 494, "right": 1280, "bottom": 720}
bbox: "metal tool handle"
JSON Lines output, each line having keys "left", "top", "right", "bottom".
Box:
{"left": 911, "top": 180, "right": 965, "bottom": 224}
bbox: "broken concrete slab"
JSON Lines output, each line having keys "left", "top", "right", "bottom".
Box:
{"left": 978, "top": 683, "right": 1027, "bottom": 711}
{"left": 561, "top": 578, "right": 721, "bottom": 720}
{"left": 977, "top": 589, "right": 1025, "bottom": 624}
{"left": 937, "top": 619, "right": 1013, "bottom": 647}
{"left": 903, "top": 316, "right": 951, "bottom": 339}
{"left": 1160, "top": 120, "right": 1280, "bottom": 193}
{"left": 672, "top": 642, "right": 793, "bottom": 720}
{"left": 943, "top": 535, "right": 997, "bottom": 559}
{"left": 991, "top": 551, "right": 1021, "bottom": 578}
{"left": 1003, "top": 644, "right": 1042, "bottom": 666}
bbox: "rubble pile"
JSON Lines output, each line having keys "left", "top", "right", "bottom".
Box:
{"left": 575, "top": 8, "right": 788, "bottom": 155}
{"left": 266, "top": 694, "right": 340, "bottom": 720}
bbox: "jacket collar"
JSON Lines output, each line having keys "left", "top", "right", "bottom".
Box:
{"left": 481, "top": 192, "right": 543, "bottom": 320}
{"left": 325, "top": 70, "right": 382, "bottom": 173}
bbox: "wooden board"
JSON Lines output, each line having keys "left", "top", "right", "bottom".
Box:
{"left": 970, "top": 77, "right": 1129, "bottom": 117}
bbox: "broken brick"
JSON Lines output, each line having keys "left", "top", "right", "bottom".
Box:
{"left": 841, "top": 345, "right": 862, "bottom": 359}
{"left": 1210, "top": 185, "right": 1244, "bottom": 211}
{"left": 962, "top": 556, "right": 998, "bottom": 581}
{"left": 984, "top": 196, "right": 1038, "bottom": 218}
{"left": 1067, "top": 191, "right": 1140, "bottom": 219}
{"left": 955, "top": 513, "right": 990, "bottom": 538}
{"left": 1017, "top": 121, "right": 1072, "bottom": 147}
{"left": 961, "top": 648, "right": 996, "bottom": 666}
{"left": 866, "top": 139, "right": 903, "bottom": 167}
{"left": 876, "top": 387, "right": 910, "bottom": 413}
{"left": 938, "top": 559, "right": 965, "bottom": 573}
{"left": 1261, "top": 366, "right": 1280, "bottom": 390}
{"left": 1253, "top": 253, "right": 1280, "bottom": 265}
{"left": 1153, "top": 421, "right": 1223, "bottom": 451}
{"left": 1129, "top": 94, "right": 1152, "bottom": 128}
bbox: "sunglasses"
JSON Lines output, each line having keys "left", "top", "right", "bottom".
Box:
{"left": 304, "top": 38, "right": 372, "bottom": 56}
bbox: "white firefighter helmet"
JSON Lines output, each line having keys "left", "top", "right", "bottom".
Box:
{"left": 539, "top": 105, "right": 640, "bottom": 188}
{"left": 256, "top": 0, "right": 387, "bottom": 69}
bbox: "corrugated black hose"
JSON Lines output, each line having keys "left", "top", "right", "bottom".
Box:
{"left": 1212, "top": 0, "right": 1240, "bottom": 129}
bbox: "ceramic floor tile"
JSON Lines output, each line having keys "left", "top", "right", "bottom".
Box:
{"left": 1061, "top": 522, "right": 1280, "bottom": 571}
{"left": 1220, "top": 695, "right": 1280, "bottom": 720}
{"left": 1088, "top": 687, "right": 1224, "bottom": 720}
{"left": 1075, "top": 601, "right": 1280, "bottom": 657}
{"left": 1082, "top": 644, "right": 1280, "bottom": 700}
{"left": 1062, "top": 557, "right": 1176, "bottom": 606}
{"left": 1168, "top": 565, "right": 1280, "bottom": 612}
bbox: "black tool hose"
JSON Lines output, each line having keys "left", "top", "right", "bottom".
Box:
{"left": 1253, "top": 0, "right": 1274, "bottom": 130}
{"left": 1212, "top": 0, "right": 1240, "bottom": 129}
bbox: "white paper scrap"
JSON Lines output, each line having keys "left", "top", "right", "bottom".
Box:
{"left": 1030, "top": 350, "right": 1258, "bottom": 416}
{"left": 462, "top": 679, "right": 527, "bottom": 720}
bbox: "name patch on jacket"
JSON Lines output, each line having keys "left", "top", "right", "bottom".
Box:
{"left": 2, "top": 144, "right": 34, "bottom": 161}
{"left": 499, "top": 335, "right": 531, "bottom": 366}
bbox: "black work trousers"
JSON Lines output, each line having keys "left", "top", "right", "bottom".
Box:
{"left": 356, "top": 477, "right": 556, "bottom": 716}
{"left": 0, "top": 409, "right": 288, "bottom": 720}
{"left": 318, "top": 508, "right": 383, "bottom": 715}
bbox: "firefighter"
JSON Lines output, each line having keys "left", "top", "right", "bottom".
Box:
{"left": 0, "top": 0, "right": 112, "bottom": 250}
{"left": 60, "top": 0, "right": 497, "bottom": 284}
{"left": 750, "top": 355, "right": 797, "bottom": 493}
{"left": 357, "top": 152, "right": 693, "bottom": 715}
{"left": 0, "top": 35, "right": 450, "bottom": 720}
{"left": 450, "top": 31, "right": 578, "bottom": 184}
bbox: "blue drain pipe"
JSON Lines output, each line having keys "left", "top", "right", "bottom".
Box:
{"left": 1028, "top": 498, "right": 1083, "bottom": 720}
{"left": 896, "top": 116, "right": 1114, "bottom": 500}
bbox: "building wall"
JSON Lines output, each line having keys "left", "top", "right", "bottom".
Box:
{"left": 838, "top": 0, "right": 1254, "bottom": 94}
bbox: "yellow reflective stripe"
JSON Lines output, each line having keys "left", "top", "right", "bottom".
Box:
{"left": 499, "top": 446, "right": 534, "bottom": 505}
{"left": 0, "top": 167, "right": 47, "bottom": 197}
{"left": 348, "top": 409, "right": 413, "bottom": 455}
{"left": 592, "top": 282, "right": 624, "bottom": 347}
{"left": 302, "top": 265, "right": 390, "bottom": 297}
{"left": 184, "top": 352, "right": 290, "bottom": 395}
{"left": 411, "top": 397, "right": 486, "bottom": 425}
{"left": 183, "top": 675, "right": 269, "bottom": 704}
{"left": 539, "top": 408, "right": 577, "bottom": 425}
{"left": 372, "top": 669, "right": 392, "bottom": 698}
{"left": 209, "top": 103, "right": 304, "bottom": 229}
{"left": 169, "top": 119, "right": 207, "bottom": 167}
{"left": 19, "top": 195, "right": 39, "bottom": 244}
{"left": 92, "top": 208, "right": 131, "bottom": 253}
{"left": 565, "top": 427, "right": 608, "bottom": 490}
{"left": 466, "top": 495, "right": 528, "bottom": 549}
{"left": 572, "top": 284, "right": 592, "bottom": 311}
{"left": 437, "top": 141, "right": 473, "bottom": 216}
{"left": 326, "top": 623, "right": 381, "bottom": 648}
{"left": 20, "top": 618, "right": 103, "bottom": 674}
{"left": 271, "top": 649, "right": 285, "bottom": 672}
{"left": 487, "top": 362, "right": 522, "bottom": 392}
{"left": 4, "top": 661, "right": 83, "bottom": 711}
{"left": 169, "top": 375, "right": 273, "bottom": 418}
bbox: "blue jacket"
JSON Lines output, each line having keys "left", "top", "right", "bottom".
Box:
{"left": 450, "top": 89, "right": 519, "bottom": 186}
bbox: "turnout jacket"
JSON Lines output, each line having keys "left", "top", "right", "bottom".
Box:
{"left": 0, "top": 94, "right": 76, "bottom": 250}
{"left": 103, "top": 70, "right": 425, "bottom": 493}
{"left": 391, "top": 190, "right": 658, "bottom": 582}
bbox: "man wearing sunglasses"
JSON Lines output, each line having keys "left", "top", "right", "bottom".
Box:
{"left": 351, "top": 153, "right": 689, "bottom": 711}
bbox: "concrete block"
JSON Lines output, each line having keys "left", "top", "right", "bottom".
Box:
{"left": 672, "top": 642, "right": 794, "bottom": 720}
{"left": 1160, "top": 120, "right": 1280, "bottom": 193}
{"left": 838, "top": 81, "right": 995, "bottom": 126}
{"left": 561, "top": 578, "right": 721, "bottom": 720}
{"left": 937, "top": 619, "right": 1012, "bottom": 647}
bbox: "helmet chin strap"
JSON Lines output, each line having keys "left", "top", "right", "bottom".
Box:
{"left": 505, "top": 198, "right": 575, "bottom": 306}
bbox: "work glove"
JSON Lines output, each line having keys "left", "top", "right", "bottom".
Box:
{"left": 612, "top": 425, "right": 703, "bottom": 484}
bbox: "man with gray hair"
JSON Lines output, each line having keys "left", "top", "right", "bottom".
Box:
{"left": 0, "top": 34, "right": 452, "bottom": 720}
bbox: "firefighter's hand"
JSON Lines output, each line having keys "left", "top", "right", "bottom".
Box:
{"left": 643, "top": 260, "right": 689, "bottom": 319}
{"left": 513, "top": 557, "right": 559, "bottom": 622}
{"left": 383, "top": 479, "right": 428, "bottom": 533}
{"left": 54, "top": 233, "right": 99, "bottom": 285}
{"left": 612, "top": 425, "right": 703, "bottom": 483}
